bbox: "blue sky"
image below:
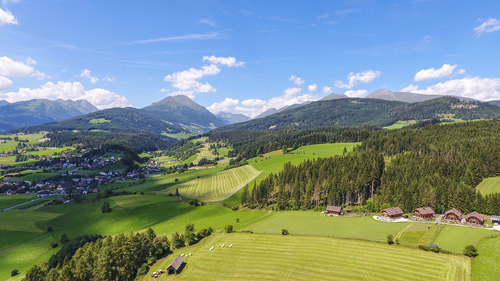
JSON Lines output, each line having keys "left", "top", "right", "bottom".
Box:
{"left": 0, "top": 0, "right": 499, "bottom": 117}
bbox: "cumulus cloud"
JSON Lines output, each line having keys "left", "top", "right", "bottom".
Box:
{"left": 289, "top": 75, "right": 304, "bottom": 86}
{"left": 1, "top": 81, "right": 130, "bottom": 109}
{"left": 0, "top": 8, "right": 18, "bottom": 26}
{"left": 202, "top": 55, "right": 244, "bottom": 67}
{"left": 343, "top": 89, "right": 368, "bottom": 98}
{"left": 474, "top": 18, "right": 500, "bottom": 37}
{"left": 207, "top": 97, "right": 239, "bottom": 113}
{"left": 400, "top": 84, "right": 419, "bottom": 92}
{"left": 335, "top": 70, "right": 381, "bottom": 89}
{"left": 0, "top": 76, "right": 13, "bottom": 91}
{"left": 414, "top": 64, "right": 464, "bottom": 81}
{"left": 308, "top": 84, "right": 317, "bottom": 92}
{"left": 80, "top": 69, "right": 99, "bottom": 84}
{"left": 323, "top": 86, "right": 332, "bottom": 94}
{"left": 409, "top": 77, "right": 500, "bottom": 101}
{"left": 0, "top": 56, "right": 33, "bottom": 77}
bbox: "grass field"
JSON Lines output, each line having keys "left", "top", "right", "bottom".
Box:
{"left": 472, "top": 236, "right": 500, "bottom": 281}
{"left": 141, "top": 233, "right": 471, "bottom": 281}
{"left": 0, "top": 194, "right": 34, "bottom": 210}
{"left": 432, "top": 225, "right": 496, "bottom": 253}
{"left": 224, "top": 143, "right": 359, "bottom": 206}
{"left": 89, "top": 118, "right": 111, "bottom": 124}
{"left": 397, "top": 223, "right": 442, "bottom": 247}
{"left": 165, "top": 165, "right": 261, "bottom": 202}
{"left": 383, "top": 120, "right": 417, "bottom": 130}
{"left": 476, "top": 177, "right": 500, "bottom": 196}
{"left": 247, "top": 212, "right": 408, "bottom": 242}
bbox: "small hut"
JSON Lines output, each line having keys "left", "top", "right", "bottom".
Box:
{"left": 326, "top": 206, "right": 342, "bottom": 216}
{"left": 167, "top": 255, "right": 184, "bottom": 275}
{"left": 444, "top": 208, "right": 462, "bottom": 222}
{"left": 380, "top": 207, "right": 403, "bottom": 219}
{"left": 463, "top": 211, "right": 484, "bottom": 226}
{"left": 413, "top": 207, "right": 435, "bottom": 219}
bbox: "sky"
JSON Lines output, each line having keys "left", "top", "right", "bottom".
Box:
{"left": 0, "top": 0, "right": 500, "bottom": 117}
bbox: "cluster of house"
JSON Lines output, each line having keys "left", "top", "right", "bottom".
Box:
{"left": 325, "top": 205, "right": 495, "bottom": 227}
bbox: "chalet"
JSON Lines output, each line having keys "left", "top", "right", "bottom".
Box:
{"left": 463, "top": 211, "right": 484, "bottom": 226}
{"left": 167, "top": 255, "right": 184, "bottom": 275}
{"left": 444, "top": 208, "right": 462, "bottom": 222}
{"left": 380, "top": 207, "right": 403, "bottom": 219}
{"left": 413, "top": 207, "right": 435, "bottom": 219}
{"left": 492, "top": 215, "right": 500, "bottom": 225}
{"left": 326, "top": 206, "right": 342, "bottom": 216}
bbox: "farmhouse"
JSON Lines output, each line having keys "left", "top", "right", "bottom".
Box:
{"left": 167, "top": 255, "right": 184, "bottom": 275}
{"left": 463, "top": 211, "right": 484, "bottom": 226}
{"left": 326, "top": 205, "right": 342, "bottom": 216}
{"left": 413, "top": 207, "right": 435, "bottom": 219}
{"left": 444, "top": 208, "right": 462, "bottom": 222}
{"left": 380, "top": 207, "right": 403, "bottom": 219}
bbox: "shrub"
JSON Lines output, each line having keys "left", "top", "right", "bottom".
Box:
{"left": 50, "top": 242, "right": 58, "bottom": 248}
{"left": 225, "top": 225, "right": 234, "bottom": 233}
{"left": 46, "top": 226, "right": 53, "bottom": 232}
{"left": 136, "top": 263, "right": 149, "bottom": 276}
{"left": 11, "top": 269, "right": 19, "bottom": 277}
{"left": 464, "top": 245, "right": 478, "bottom": 257}
{"left": 387, "top": 234, "right": 394, "bottom": 245}
{"left": 282, "top": 229, "right": 289, "bottom": 235}
{"left": 100, "top": 201, "right": 111, "bottom": 213}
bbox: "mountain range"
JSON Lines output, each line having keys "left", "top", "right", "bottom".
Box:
{"left": 216, "top": 112, "right": 251, "bottom": 124}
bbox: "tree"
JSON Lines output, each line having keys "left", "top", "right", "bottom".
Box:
{"left": 387, "top": 234, "right": 394, "bottom": 245}
{"left": 281, "top": 229, "right": 289, "bottom": 235}
{"left": 225, "top": 225, "right": 234, "bottom": 233}
{"left": 175, "top": 188, "right": 180, "bottom": 196}
{"left": 46, "top": 226, "right": 53, "bottom": 232}
{"left": 101, "top": 201, "right": 111, "bottom": 213}
{"left": 60, "top": 233, "right": 69, "bottom": 244}
{"left": 171, "top": 232, "right": 185, "bottom": 249}
{"left": 282, "top": 145, "right": 288, "bottom": 154}
{"left": 463, "top": 245, "right": 478, "bottom": 257}
{"left": 11, "top": 269, "right": 19, "bottom": 277}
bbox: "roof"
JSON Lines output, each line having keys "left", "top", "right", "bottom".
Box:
{"left": 463, "top": 211, "right": 485, "bottom": 222}
{"left": 381, "top": 207, "right": 403, "bottom": 216}
{"left": 326, "top": 206, "right": 342, "bottom": 213}
{"left": 168, "top": 255, "right": 184, "bottom": 271}
{"left": 414, "top": 207, "right": 435, "bottom": 216}
{"left": 444, "top": 208, "right": 462, "bottom": 218}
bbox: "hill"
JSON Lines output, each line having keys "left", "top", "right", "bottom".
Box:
{"left": 215, "top": 112, "right": 250, "bottom": 124}
{"left": 489, "top": 100, "right": 500, "bottom": 106}
{"left": 320, "top": 93, "right": 348, "bottom": 101}
{"left": 0, "top": 99, "right": 98, "bottom": 131}
{"left": 0, "top": 100, "right": 9, "bottom": 107}
{"left": 254, "top": 102, "right": 312, "bottom": 119}
{"left": 366, "top": 89, "right": 441, "bottom": 103}
{"left": 142, "top": 95, "right": 226, "bottom": 132}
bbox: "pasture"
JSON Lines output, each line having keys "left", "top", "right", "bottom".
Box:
{"left": 165, "top": 165, "right": 261, "bottom": 202}
{"left": 141, "top": 233, "right": 471, "bottom": 281}
{"left": 472, "top": 236, "right": 500, "bottom": 281}
{"left": 397, "top": 223, "right": 442, "bottom": 247}
{"left": 0, "top": 194, "right": 34, "bottom": 210}
{"left": 247, "top": 212, "right": 408, "bottom": 242}
{"left": 383, "top": 120, "right": 417, "bottom": 130}
{"left": 476, "top": 177, "right": 500, "bottom": 196}
{"left": 432, "top": 225, "right": 496, "bottom": 253}
{"left": 88, "top": 118, "right": 111, "bottom": 124}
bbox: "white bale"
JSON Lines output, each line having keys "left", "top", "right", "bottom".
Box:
{"left": 222, "top": 244, "right": 225, "bottom": 247}
{"left": 189, "top": 253, "right": 192, "bottom": 256}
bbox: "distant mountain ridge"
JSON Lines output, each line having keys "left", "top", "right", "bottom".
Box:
{"left": 216, "top": 112, "right": 251, "bottom": 124}
{"left": 0, "top": 99, "right": 98, "bottom": 132}
{"left": 366, "top": 89, "right": 442, "bottom": 103}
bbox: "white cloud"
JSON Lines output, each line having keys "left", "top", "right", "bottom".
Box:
{"left": 129, "top": 32, "right": 221, "bottom": 45}
{"left": 207, "top": 97, "right": 239, "bottom": 113}
{"left": 474, "top": 18, "right": 500, "bottom": 37}
{"left": 410, "top": 77, "right": 500, "bottom": 101}
{"left": 414, "top": 64, "right": 463, "bottom": 81}
{"left": 344, "top": 89, "right": 368, "bottom": 98}
{"left": 80, "top": 69, "right": 100, "bottom": 84}
{"left": 1, "top": 81, "right": 130, "bottom": 109}
{"left": 323, "top": 86, "right": 332, "bottom": 94}
{"left": 400, "top": 84, "right": 419, "bottom": 92}
{"left": 0, "top": 8, "right": 18, "bottom": 26}
{"left": 289, "top": 75, "right": 304, "bottom": 86}
{"left": 0, "top": 76, "right": 13, "bottom": 91}
{"left": 202, "top": 55, "right": 244, "bottom": 67}
{"left": 308, "top": 84, "right": 317, "bottom": 92}
{"left": 25, "top": 57, "right": 36, "bottom": 66}
{"left": 335, "top": 70, "right": 381, "bottom": 89}
{"left": 2, "top": 0, "right": 21, "bottom": 5}
{"left": 283, "top": 87, "right": 302, "bottom": 96}
{"left": 199, "top": 18, "right": 216, "bottom": 27}
{"left": 0, "top": 56, "right": 33, "bottom": 77}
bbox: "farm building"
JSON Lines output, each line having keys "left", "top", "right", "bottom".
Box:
{"left": 380, "top": 207, "right": 403, "bottom": 219}
{"left": 492, "top": 215, "right": 500, "bottom": 225}
{"left": 463, "top": 211, "right": 484, "bottom": 226}
{"left": 326, "top": 205, "right": 342, "bottom": 216}
{"left": 413, "top": 207, "right": 435, "bottom": 219}
{"left": 167, "top": 255, "right": 184, "bottom": 275}
{"left": 444, "top": 208, "right": 462, "bottom": 222}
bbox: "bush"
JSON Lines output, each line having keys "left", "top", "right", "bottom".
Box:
{"left": 136, "top": 263, "right": 150, "bottom": 276}
{"left": 225, "top": 225, "right": 234, "bottom": 233}
{"left": 100, "top": 201, "right": 111, "bottom": 213}
{"left": 282, "top": 229, "right": 289, "bottom": 235}
{"left": 11, "top": 269, "right": 19, "bottom": 277}
{"left": 418, "top": 245, "right": 430, "bottom": 251}
{"left": 60, "top": 233, "right": 69, "bottom": 244}
{"left": 50, "top": 242, "right": 58, "bottom": 248}
{"left": 464, "top": 245, "right": 478, "bottom": 257}
{"left": 46, "top": 226, "right": 53, "bottom": 232}
{"left": 387, "top": 234, "right": 394, "bottom": 245}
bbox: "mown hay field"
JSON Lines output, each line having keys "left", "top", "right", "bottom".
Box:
{"left": 476, "top": 176, "right": 500, "bottom": 196}
{"left": 142, "top": 233, "right": 471, "bottom": 281}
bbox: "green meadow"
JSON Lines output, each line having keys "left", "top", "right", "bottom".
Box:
{"left": 383, "top": 120, "right": 417, "bottom": 129}
{"left": 472, "top": 236, "right": 500, "bottom": 281}
{"left": 0, "top": 194, "right": 34, "bottom": 210}
{"left": 476, "top": 177, "right": 500, "bottom": 196}
{"left": 432, "top": 225, "right": 497, "bottom": 253}
{"left": 141, "top": 233, "right": 471, "bottom": 281}
{"left": 88, "top": 118, "right": 111, "bottom": 124}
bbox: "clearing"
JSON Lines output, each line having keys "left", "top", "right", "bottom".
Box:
{"left": 472, "top": 235, "right": 500, "bottom": 281}
{"left": 476, "top": 176, "right": 500, "bottom": 196}
{"left": 432, "top": 225, "right": 496, "bottom": 253}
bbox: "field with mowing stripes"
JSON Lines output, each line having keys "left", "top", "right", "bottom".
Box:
{"left": 141, "top": 233, "right": 471, "bottom": 281}
{"left": 166, "top": 165, "right": 261, "bottom": 202}
{"left": 473, "top": 236, "right": 500, "bottom": 281}
{"left": 476, "top": 176, "right": 500, "bottom": 196}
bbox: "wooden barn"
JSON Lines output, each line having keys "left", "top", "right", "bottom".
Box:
{"left": 444, "top": 208, "right": 462, "bottom": 222}
{"left": 463, "top": 211, "right": 485, "bottom": 226}
{"left": 413, "top": 207, "right": 435, "bottom": 219}
{"left": 380, "top": 207, "right": 403, "bottom": 219}
{"left": 167, "top": 255, "right": 184, "bottom": 275}
{"left": 326, "top": 205, "right": 342, "bottom": 216}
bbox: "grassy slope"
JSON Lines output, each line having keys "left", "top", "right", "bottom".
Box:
{"left": 0, "top": 194, "right": 34, "bottom": 210}
{"left": 224, "top": 143, "right": 359, "bottom": 206}
{"left": 432, "top": 225, "right": 497, "bottom": 253}
{"left": 161, "top": 165, "right": 260, "bottom": 202}
{"left": 141, "top": 233, "right": 471, "bottom": 281}
{"left": 476, "top": 177, "right": 500, "bottom": 196}
{"left": 383, "top": 120, "right": 417, "bottom": 129}
{"left": 472, "top": 236, "right": 500, "bottom": 281}
{"left": 398, "top": 223, "right": 442, "bottom": 247}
